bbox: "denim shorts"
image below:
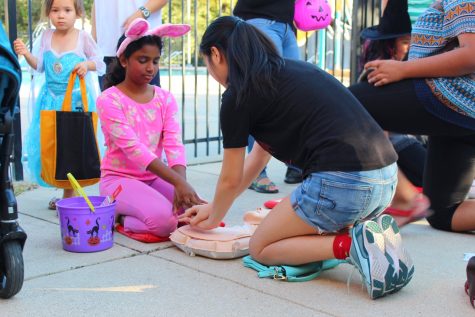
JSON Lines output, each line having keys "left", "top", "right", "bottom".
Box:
{"left": 290, "top": 163, "right": 398, "bottom": 233}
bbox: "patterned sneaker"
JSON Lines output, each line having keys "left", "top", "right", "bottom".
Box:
{"left": 349, "top": 220, "right": 396, "bottom": 299}
{"left": 377, "top": 214, "right": 414, "bottom": 293}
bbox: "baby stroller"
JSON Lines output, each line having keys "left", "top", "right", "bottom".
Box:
{"left": 0, "top": 21, "right": 27, "bottom": 298}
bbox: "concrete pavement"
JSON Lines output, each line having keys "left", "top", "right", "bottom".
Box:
{"left": 1, "top": 159, "right": 474, "bottom": 316}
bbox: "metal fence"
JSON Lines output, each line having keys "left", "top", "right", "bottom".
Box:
{"left": 3, "top": 0, "right": 381, "bottom": 179}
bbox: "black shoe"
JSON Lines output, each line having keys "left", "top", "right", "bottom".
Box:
{"left": 284, "top": 167, "right": 303, "bottom": 184}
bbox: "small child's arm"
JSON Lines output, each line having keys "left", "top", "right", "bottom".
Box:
{"left": 13, "top": 38, "right": 38, "bottom": 70}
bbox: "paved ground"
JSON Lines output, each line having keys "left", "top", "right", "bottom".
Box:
{"left": 1, "top": 159, "right": 474, "bottom": 316}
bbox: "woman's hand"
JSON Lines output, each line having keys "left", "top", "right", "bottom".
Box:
{"left": 173, "top": 180, "right": 206, "bottom": 212}
{"left": 123, "top": 10, "right": 144, "bottom": 29}
{"left": 13, "top": 39, "right": 28, "bottom": 56}
{"left": 73, "top": 62, "right": 88, "bottom": 78}
{"left": 178, "top": 203, "right": 220, "bottom": 230}
{"left": 365, "top": 60, "right": 406, "bottom": 87}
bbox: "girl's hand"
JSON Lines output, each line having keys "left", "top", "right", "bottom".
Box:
{"left": 13, "top": 39, "right": 28, "bottom": 56}
{"left": 178, "top": 204, "right": 220, "bottom": 230}
{"left": 73, "top": 62, "right": 88, "bottom": 78}
{"left": 365, "top": 60, "right": 406, "bottom": 87}
{"left": 173, "top": 180, "right": 206, "bottom": 212}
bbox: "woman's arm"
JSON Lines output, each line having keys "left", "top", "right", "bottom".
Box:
{"left": 366, "top": 33, "right": 475, "bottom": 86}
{"left": 142, "top": 0, "right": 168, "bottom": 13}
{"left": 123, "top": 0, "right": 168, "bottom": 28}
{"left": 178, "top": 143, "right": 271, "bottom": 229}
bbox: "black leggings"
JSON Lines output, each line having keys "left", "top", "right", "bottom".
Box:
{"left": 398, "top": 142, "right": 426, "bottom": 187}
{"left": 349, "top": 80, "right": 475, "bottom": 231}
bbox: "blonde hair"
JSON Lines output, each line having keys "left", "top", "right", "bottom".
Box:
{"left": 43, "top": 0, "right": 84, "bottom": 17}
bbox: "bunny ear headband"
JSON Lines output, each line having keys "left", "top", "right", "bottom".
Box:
{"left": 116, "top": 18, "right": 191, "bottom": 57}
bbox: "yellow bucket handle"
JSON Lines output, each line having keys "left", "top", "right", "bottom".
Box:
{"left": 67, "top": 173, "right": 95, "bottom": 212}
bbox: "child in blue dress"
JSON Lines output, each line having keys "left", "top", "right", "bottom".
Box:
{"left": 14, "top": 0, "right": 105, "bottom": 209}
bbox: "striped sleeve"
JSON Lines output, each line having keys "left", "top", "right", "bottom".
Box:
{"left": 443, "top": 0, "right": 475, "bottom": 37}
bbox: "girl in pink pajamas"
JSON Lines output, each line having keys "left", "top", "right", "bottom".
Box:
{"left": 96, "top": 19, "right": 203, "bottom": 237}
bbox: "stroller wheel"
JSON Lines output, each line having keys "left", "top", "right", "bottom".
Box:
{"left": 0, "top": 240, "right": 24, "bottom": 299}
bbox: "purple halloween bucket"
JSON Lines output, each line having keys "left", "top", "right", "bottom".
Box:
{"left": 56, "top": 196, "right": 116, "bottom": 253}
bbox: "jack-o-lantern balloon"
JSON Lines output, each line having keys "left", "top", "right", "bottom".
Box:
{"left": 294, "top": 0, "right": 332, "bottom": 31}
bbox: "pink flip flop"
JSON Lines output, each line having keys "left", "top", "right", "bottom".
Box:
{"left": 383, "top": 194, "right": 432, "bottom": 227}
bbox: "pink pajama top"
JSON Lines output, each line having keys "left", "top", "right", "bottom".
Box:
{"left": 97, "top": 86, "right": 186, "bottom": 181}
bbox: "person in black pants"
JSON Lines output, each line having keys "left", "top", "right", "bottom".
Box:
{"left": 349, "top": 0, "right": 475, "bottom": 232}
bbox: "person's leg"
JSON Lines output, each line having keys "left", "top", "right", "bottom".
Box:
{"left": 284, "top": 165, "right": 303, "bottom": 184}
{"left": 391, "top": 170, "right": 419, "bottom": 209}
{"left": 246, "top": 19, "right": 303, "bottom": 184}
{"left": 279, "top": 23, "right": 303, "bottom": 182}
{"left": 247, "top": 135, "right": 267, "bottom": 177}
{"left": 385, "top": 137, "right": 429, "bottom": 227}
{"left": 385, "top": 169, "right": 431, "bottom": 227}
{"left": 100, "top": 176, "right": 177, "bottom": 236}
{"left": 352, "top": 87, "right": 429, "bottom": 225}
{"left": 250, "top": 165, "right": 402, "bottom": 298}
{"left": 63, "top": 188, "right": 74, "bottom": 199}
{"left": 149, "top": 176, "right": 174, "bottom": 203}
{"left": 247, "top": 131, "right": 278, "bottom": 193}
{"left": 348, "top": 80, "right": 471, "bottom": 135}
{"left": 246, "top": 18, "right": 285, "bottom": 55}
{"left": 250, "top": 165, "right": 398, "bottom": 265}
{"left": 249, "top": 197, "right": 334, "bottom": 265}
{"left": 424, "top": 135, "right": 475, "bottom": 232}
{"left": 245, "top": 18, "right": 280, "bottom": 187}
{"left": 350, "top": 80, "right": 475, "bottom": 231}
{"left": 396, "top": 141, "right": 426, "bottom": 187}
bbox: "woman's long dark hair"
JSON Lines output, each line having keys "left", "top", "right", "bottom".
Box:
{"left": 103, "top": 35, "right": 163, "bottom": 90}
{"left": 200, "top": 16, "right": 284, "bottom": 107}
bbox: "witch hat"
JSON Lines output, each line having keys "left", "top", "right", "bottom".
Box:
{"left": 361, "top": 0, "right": 411, "bottom": 40}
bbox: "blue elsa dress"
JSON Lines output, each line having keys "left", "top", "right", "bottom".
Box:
{"left": 25, "top": 29, "right": 105, "bottom": 186}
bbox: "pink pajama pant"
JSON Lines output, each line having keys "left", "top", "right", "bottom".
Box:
{"left": 99, "top": 175, "right": 177, "bottom": 237}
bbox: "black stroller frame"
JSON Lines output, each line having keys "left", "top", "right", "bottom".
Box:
{"left": 0, "top": 21, "right": 27, "bottom": 299}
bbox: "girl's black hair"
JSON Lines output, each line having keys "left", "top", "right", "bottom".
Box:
{"left": 200, "top": 16, "right": 284, "bottom": 107}
{"left": 103, "top": 35, "right": 163, "bottom": 90}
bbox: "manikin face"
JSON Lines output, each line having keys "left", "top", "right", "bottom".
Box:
{"left": 203, "top": 47, "right": 228, "bottom": 88}
{"left": 121, "top": 44, "right": 161, "bottom": 86}
{"left": 48, "top": 0, "right": 78, "bottom": 31}
{"left": 394, "top": 35, "right": 411, "bottom": 61}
